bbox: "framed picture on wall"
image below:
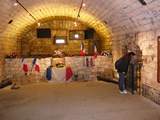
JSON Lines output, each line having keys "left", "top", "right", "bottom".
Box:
{"left": 69, "top": 30, "right": 84, "bottom": 40}
{"left": 37, "top": 28, "right": 51, "bottom": 38}
{"left": 157, "top": 36, "right": 160, "bottom": 83}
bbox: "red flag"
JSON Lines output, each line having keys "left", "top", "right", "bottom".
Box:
{"left": 23, "top": 64, "right": 28, "bottom": 73}
{"left": 35, "top": 64, "right": 40, "bottom": 72}
{"left": 34, "top": 59, "right": 40, "bottom": 73}
{"left": 80, "top": 42, "right": 85, "bottom": 56}
{"left": 22, "top": 58, "right": 28, "bottom": 74}
{"left": 66, "top": 66, "right": 73, "bottom": 81}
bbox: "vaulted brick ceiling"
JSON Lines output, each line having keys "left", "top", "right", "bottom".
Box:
{"left": 0, "top": 0, "right": 160, "bottom": 46}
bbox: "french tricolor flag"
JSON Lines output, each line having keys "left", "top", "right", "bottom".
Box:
{"left": 93, "top": 44, "right": 98, "bottom": 59}
{"left": 35, "top": 61, "right": 40, "bottom": 73}
{"left": 22, "top": 58, "right": 29, "bottom": 74}
{"left": 32, "top": 58, "right": 40, "bottom": 73}
{"left": 80, "top": 42, "right": 85, "bottom": 56}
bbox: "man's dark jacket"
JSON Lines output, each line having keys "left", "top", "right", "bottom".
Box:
{"left": 115, "top": 54, "right": 132, "bottom": 73}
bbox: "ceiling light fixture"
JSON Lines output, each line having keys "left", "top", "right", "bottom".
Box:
{"left": 82, "top": 3, "right": 86, "bottom": 7}
{"left": 74, "top": 21, "right": 78, "bottom": 27}
{"left": 13, "top": 2, "right": 18, "bottom": 6}
{"left": 8, "top": 19, "right": 13, "bottom": 24}
{"left": 37, "top": 22, "right": 41, "bottom": 27}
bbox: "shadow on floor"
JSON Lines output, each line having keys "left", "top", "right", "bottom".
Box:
{"left": 97, "top": 76, "right": 118, "bottom": 84}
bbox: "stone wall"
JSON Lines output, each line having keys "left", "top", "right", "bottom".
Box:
{"left": 136, "top": 30, "right": 160, "bottom": 104}
{"left": 20, "top": 19, "right": 102, "bottom": 57}
{"left": 0, "top": 35, "right": 21, "bottom": 82}
{"left": 5, "top": 58, "right": 51, "bottom": 84}
{"left": 112, "top": 29, "right": 160, "bottom": 104}
{"left": 112, "top": 33, "right": 142, "bottom": 78}
{"left": 142, "top": 84, "right": 160, "bottom": 105}
{"left": 137, "top": 30, "right": 160, "bottom": 90}
{"left": 5, "top": 56, "right": 113, "bottom": 84}
{"left": 65, "top": 56, "right": 113, "bottom": 80}
{"left": 0, "top": 58, "right": 5, "bottom": 81}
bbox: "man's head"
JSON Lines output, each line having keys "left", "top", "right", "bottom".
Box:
{"left": 128, "top": 52, "right": 135, "bottom": 56}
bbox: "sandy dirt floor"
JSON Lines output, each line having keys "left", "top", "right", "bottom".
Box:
{"left": 0, "top": 81, "right": 160, "bottom": 120}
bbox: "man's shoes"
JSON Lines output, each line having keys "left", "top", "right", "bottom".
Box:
{"left": 123, "top": 90, "right": 128, "bottom": 94}
{"left": 119, "top": 90, "right": 128, "bottom": 94}
{"left": 119, "top": 91, "right": 124, "bottom": 94}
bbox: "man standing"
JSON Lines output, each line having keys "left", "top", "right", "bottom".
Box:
{"left": 115, "top": 52, "right": 135, "bottom": 94}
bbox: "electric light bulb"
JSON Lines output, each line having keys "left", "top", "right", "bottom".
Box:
{"left": 74, "top": 22, "right": 77, "bottom": 27}
{"left": 13, "top": 2, "right": 18, "bottom": 6}
{"left": 37, "top": 22, "right": 41, "bottom": 27}
{"left": 74, "top": 34, "right": 79, "bottom": 39}
{"left": 82, "top": 3, "right": 86, "bottom": 7}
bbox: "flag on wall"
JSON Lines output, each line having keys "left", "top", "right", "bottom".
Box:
{"left": 66, "top": 66, "right": 73, "bottom": 81}
{"left": 32, "top": 58, "right": 40, "bottom": 73}
{"left": 31, "top": 58, "right": 36, "bottom": 71}
{"left": 80, "top": 42, "right": 85, "bottom": 56}
{"left": 22, "top": 58, "right": 29, "bottom": 74}
{"left": 35, "top": 59, "right": 40, "bottom": 73}
{"left": 93, "top": 44, "right": 98, "bottom": 59}
{"left": 46, "top": 66, "right": 52, "bottom": 81}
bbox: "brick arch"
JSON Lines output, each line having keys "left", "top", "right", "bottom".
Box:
{"left": 2, "top": 3, "right": 111, "bottom": 43}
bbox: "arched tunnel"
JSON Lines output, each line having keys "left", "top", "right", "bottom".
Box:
{"left": 0, "top": 0, "right": 160, "bottom": 120}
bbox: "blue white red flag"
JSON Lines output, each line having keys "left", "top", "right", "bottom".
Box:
{"left": 32, "top": 58, "right": 40, "bottom": 72}
{"left": 93, "top": 44, "right": 98, "bottom": 59}
{"left": 80, "top": 42, "right": 85, "bottom": 56}
{"left": 35, "top": 59, "right": 40, "bottom": 73}
{"left": 31, "top": 58, "right": 40, "bottom": 72}
{"left": 22, "top": 58, "right": 28, "bottom": 74}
